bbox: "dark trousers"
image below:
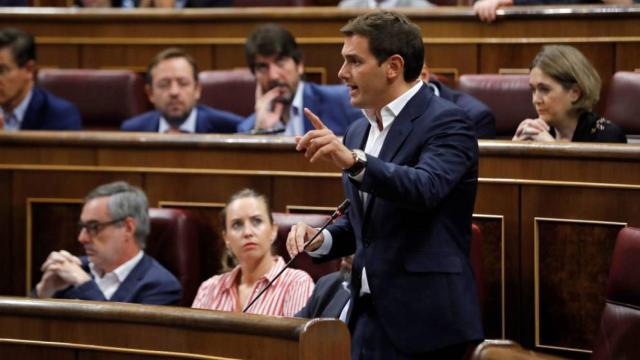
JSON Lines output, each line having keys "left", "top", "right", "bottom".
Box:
{"left": 350, "top": 294, "right": 471, "bottom": 360}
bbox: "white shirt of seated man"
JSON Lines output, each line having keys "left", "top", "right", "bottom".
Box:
{"left": 35, "top": 195, "right": 144, "bottom": 300}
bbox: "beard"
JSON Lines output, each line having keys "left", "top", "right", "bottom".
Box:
{"left": 267, "top": 81, "right": 295, "bottom": 105}
{"left": 164, "top": 111, "right": 190, "bottom": 129}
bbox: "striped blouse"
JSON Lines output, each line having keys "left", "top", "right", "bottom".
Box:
{"left": 191, "top": 256, "right": 314, "bottom": 317}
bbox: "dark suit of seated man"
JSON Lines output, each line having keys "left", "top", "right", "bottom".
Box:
{"left": 121, "top": 47, "right": 242, "bottom": 134}
{"left": 296, "top": 256, "right": 352, "bottom": 321}
{"left": 421, "top": 66, "right": 496, "bottom": 139}
{"left": 34, "top": 181, "right": 181, "bottom": 306}
{"left": 237, "top": 24, "right": 361, "bottom": 136}
{"left": 0, "top": 28, "right": 82, "bottom": 131}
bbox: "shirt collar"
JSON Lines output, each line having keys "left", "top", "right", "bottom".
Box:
{"left": 426, "top": 81, "right": 440, "bottom": 97}
{"left": 284, "top": 81, "right": 305, "bottom": 136}
{"left": 1, "top": 88, "right": 33, "bottom": 128}
{"left": 89, "top": 250, "right": 144, "bottom": 282}
{"left": 362, "top": 79, "right": 423, "bottom": 130}
{"left": 220, "top": 256, "right": 286, "bottom": 290}
{"left": 158, "top": 107, "right": 197, "bottom": 133}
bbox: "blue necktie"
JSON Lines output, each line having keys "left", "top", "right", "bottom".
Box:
{"left": 4, "top": 113, "right": 19, "bottom": 131}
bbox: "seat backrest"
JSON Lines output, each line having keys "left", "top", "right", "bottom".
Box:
{"left": 146, "top": 208, "right": 204, "bottom": 307}
{"left": 604, "top": 71, "right": 640, "bottom": 139}
{"left": 457, "top": 74, "right": 536, "bottom": 138}
{"left": 591, "top": 227, "right": 640, "bottom": 360}
{"left": 198, "top": 69, "right": 256, "bottom": 117}
{"left": 37, "top": 68, "right": 150, "bottom": 130}
{"left": 234, "top": 0, "right": 312, "bottom": 5}
{"left": 272, "top": 212, "right": 341, "bottom": 282}
{"left": 471, "top": 223, "right": 486, "bottom": 314}
{"left": 471, "top": 339, "right": 565, "bottom": 360}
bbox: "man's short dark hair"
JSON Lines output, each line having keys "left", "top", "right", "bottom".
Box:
{"left": 0, "top": 28, "right": 36, "bottom": 67}
{"left": 245, "top": 24, "right": 303, "bottom": 74}
{"left": 146, "top": 47, "right": 199, "bottom": 85}
{"left": 340, "top": 11, "right": 424, "bottom": 82}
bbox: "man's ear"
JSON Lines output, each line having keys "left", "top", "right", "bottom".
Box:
{"left": 386, "top": 54, "right": 405, "bottom": 81}
{"left": 145, "top": 84, "right": 154, "bottom": 102}
{"left": 23, "top": 60, "right": 36, "bottom": 80}
{"left": 123, "top": 217, "right": 136, "bottom": 239}
{"left": 297, "top": 60, "right": 304, "bottom": 76}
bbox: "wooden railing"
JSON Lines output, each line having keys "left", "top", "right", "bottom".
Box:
{"left": 0, "top": 296, "right": 350, "bottom": 359}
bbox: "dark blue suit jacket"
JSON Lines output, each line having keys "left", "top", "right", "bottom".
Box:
{"left": 21, "top": 86, "right": 82, "bottom": 130}
{"left": 120, "top": 104, "right": 242, "bottom": 133}
{"left": 237, "top": 82, "right": 362, "bottom": 136}
{"left": 295, "top": 272, "right": 351, "bottom": 319}
{"left": 54, "top": 254, "right": 182, "bottom": 306}
{"left": 430, "top": 80, "right": 496, "bottom": 139}
{"left": 322, "top": 84, "right": 483, "bottom": 354}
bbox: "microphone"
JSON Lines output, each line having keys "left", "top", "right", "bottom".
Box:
{"left": 249, "top": 127, "right": 286, "bottom": 135}
{"left": 242, "top": 199, "right": 351, "bottom": 313}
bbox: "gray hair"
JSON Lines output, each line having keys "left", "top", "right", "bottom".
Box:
{"left": 85, "top": 181, "right": 150, "bottom": 248}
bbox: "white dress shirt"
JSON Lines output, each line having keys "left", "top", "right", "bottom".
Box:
{"left": 158, "top": 107, "right": 197, "bottom": 133}
{"left": 1, "top": 88, "right": 32, "bottom": 131}
{"left": 310, "top": 80, "right": 424, "bottom": 296}
{"left": 88, "top": 250, "right": 144, "bottom": 300}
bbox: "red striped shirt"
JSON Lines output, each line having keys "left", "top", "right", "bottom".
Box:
{"left": 191, "top": 256, "right": 314, "bottom": 317}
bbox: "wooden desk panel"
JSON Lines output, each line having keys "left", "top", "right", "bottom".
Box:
{"left": 1, "top": 132, "right": 640, "bottom": 358}
{"left": 0, "top": 297, "right": 350, "bottom": 359}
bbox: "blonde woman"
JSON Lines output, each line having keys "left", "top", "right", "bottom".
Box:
{"left": 192, "top": 189, "right": 314, "bottom": 316}
{"left": 513, "top": 45, "right": 626, "bottom": 143}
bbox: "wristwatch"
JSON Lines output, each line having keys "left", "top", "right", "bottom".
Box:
{"left": 346, "top": 149, "right": 367, "bottom": 177}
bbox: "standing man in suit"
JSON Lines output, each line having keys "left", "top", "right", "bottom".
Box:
{"left": 35, "top": 181, "right": 182, "bottom": 306}
{"left": 0, "top": 28, "right": 81, "bottom": 131}
{"left": 421, "top": 66, "right": 496, "bottom": 139}
{"left": 288, "top": 11, "right": 483, "bottom": 358}
{"left": 121, "top": 48, "right": 242, "bottom": 133}
{"left": 238, "top": 24, "right": 361, "bottom": 136}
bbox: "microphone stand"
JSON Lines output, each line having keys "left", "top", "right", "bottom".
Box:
{"left": 242, "top": 199, "right": 351, "bottom": 313}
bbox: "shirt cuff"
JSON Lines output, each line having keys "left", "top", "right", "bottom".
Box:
{"left": 307, "top": 229, "right": 333, "bottom": 257}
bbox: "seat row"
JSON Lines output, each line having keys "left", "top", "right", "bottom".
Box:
{"left": 37, "top": 68, "right": 640, "bottom": 139}
{"left": 143, "top": 208, "right": 485, "bottom": 312}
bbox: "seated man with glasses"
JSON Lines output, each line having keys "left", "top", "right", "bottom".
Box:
{"left": 34, "top": 181, "right": 181, "bottom": 305}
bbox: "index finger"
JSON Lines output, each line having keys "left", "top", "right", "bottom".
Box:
{"left": 304, "top": 108, "right": 326, "bottom": 130}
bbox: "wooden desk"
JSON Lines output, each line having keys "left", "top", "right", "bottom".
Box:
{"left": 1, "top": 131, "right": 639, "bottom": 358}
{"left": 1, "top": 6, "right": 639, "bottom": 87}
{"left": 0, "top": 296, "right": 350, "bottom": 359}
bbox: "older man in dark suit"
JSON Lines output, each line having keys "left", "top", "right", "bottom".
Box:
{"left": 288, "top": 11, "right": 483, "bottom": 359}
{"left": 0, "top": 28, "right": 81, "bottom": 131}
{"left": 35, "top": 181, "right": 181, "bottom": 306}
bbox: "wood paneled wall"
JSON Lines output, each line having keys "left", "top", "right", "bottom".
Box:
{"left": 1, "top": 6, "right": 639, "bottom": 88}
{"left": 1, "top": 132, "right": 640, "bottom": 358}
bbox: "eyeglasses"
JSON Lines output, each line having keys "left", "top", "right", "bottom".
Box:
{"left": 77, "top": 217, "right": 126, "bottom": 237}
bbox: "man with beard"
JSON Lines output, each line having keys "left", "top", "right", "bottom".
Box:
{"left": 121, "top": 48, "right": 242, "bottom": 133}
{"left": 34, "top": 181, "right": 181, "bottom": 305}
{"left": 296, "top": 256, "right": 353, "bottom": 321}
{"left": 238, "top": 24, "right": 361, "bottom": 136}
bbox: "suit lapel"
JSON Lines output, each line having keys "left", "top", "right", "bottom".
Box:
{"left": 110, "top": 254, "right": 150, "bottom": 302}
{"left": 377, "top": 85, "right": 428, "bottom": 163}
{"left": 302, "top": 83, "right": 317, "bottom": 133}
{"left": 20, "top": 87, "right": 43, "bottom": 130}
{"left": 362, "top": 85, "right": 430, "bottom": 222}
{"left": 344, "top": 119, "right": 370, "bottom": 218}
